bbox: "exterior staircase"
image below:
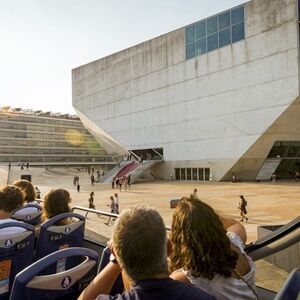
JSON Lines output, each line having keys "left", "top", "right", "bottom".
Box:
{"left": 100, "top": 161, "right": 128, "bottom": 183}
{"left": 102, "top": 161, "right": 140, "bottom": 184}
{"left": 256, "top": 158, "right": 282, "bottom": 181}
{"left": 129, "top": 160, "right": 162, "bottom": 184}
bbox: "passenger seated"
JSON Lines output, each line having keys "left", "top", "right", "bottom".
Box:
{"left": 35, "top": 189, "right": 84, "bottom": 270}
{"left": 13, "top": 179, "right": 35, "bottom": 204}
{"left": 0, "top": 185, "right": 25, "bottom": 234}
{"left": 12, "top": 180, "right": 41, "bottom": 223}
{"left": 78, "top": 206, "right": 215, "bottom": 300}
{"left": 41, "top": 188, "right": 72, "bottom": 225}
{"left": 169, "top": 197, "right": 257, "bottom": 300}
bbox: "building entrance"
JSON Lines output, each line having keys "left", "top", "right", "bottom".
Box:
{"left": 275, "top": 159, "right": 300, "bottom": 179}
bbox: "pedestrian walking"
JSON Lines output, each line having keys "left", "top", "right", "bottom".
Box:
{"left": 112, "top": 177, "right": 115, "bottom": 189}
{"left": 85, "top": 192, "right": 100, "bottom": 218}
{"left": 238, "top": 195, "right": 248, "bottom": 222}
{"left": 118, "top": 178, "right": 123, "bottom": 192}
{"left": 123, "top": 175, "right": 128, "bottom": 191}
{"left": 106, "top": 196, "right": 116, "bottom": 225}
{"left": 90, "top": 174, "right": 95, "bottom": 185}
{"left": 114, "top": 193, "right": 119, "bottom": 214}
{"left": 127, "top": 174, "right": 131, "bottom": 188}
{"left": 190, "top": 188, "right": 199, "bottom": 199}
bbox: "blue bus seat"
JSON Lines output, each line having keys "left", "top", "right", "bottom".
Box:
{"left": 35, "top": 213, "right": 85, "bottom": 274}
{"left": 11, "top": 203, "right": 42, "bottom": 226}
{"left": 0, "top": 222, "right": 35, "bottom": 300}
{"left": 10, "top": 247, "right": 99, "bottom": 300}
{"left": 98, "top": 246, "right": 123, "bottom": 295}
{"left": 274, "top": 268, "right": 300, "bottom": 300}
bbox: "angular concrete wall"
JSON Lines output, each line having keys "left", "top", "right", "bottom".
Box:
{"left": 223, "top": 97, "right": 300, "bottom": 180}
{"left": 73, "top": 0, "right": 299, "bottom": 181}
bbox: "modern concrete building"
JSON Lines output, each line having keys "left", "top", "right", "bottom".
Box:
{"left": 72, "top": 0, "right": 300, "bottom": 181}
{"left": 0, "top": 107, "right": 114, "bottom": 166}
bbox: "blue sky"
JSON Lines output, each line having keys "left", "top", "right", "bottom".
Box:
{"left": 0, "top": 0, "right": 245, "bottom": 114}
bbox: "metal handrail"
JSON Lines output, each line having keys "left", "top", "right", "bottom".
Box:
{"left": 72, "top": 206, "right": 172, "bottom": 230}
{"left": 71, "top": 206, "right": 119, "bottom": 218}
{"left": 33, "top": 200, "right": 173, "bottom": 231}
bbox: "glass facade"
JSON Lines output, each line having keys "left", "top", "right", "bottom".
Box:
{"left": 185, "top": 5, "right": 245, "bottom": 60}
{"left": 175, "top": 168, "right": 210, "bottom": 181}
{"left": 0, "top": 111, "right": 114, "bottom": 164}
{"left": 267, "top": 141, "right": 300, "bottom": 158}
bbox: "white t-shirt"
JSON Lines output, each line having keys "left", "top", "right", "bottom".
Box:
{"left": 0, "top": 219, "right": 27, "bottom": 235}
{"left": 182, "top": 232, "right": 257, "bottom": 300}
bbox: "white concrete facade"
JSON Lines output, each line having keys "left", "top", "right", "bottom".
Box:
{"left": 72, "top": 0, "right": 299, "bottom": 181}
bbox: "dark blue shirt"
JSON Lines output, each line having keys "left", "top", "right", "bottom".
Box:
{"left": 96, "top": 277, "right": 215, "bottom": 300}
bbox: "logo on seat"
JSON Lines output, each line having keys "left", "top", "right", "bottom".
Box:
{"left": 25, "top": 215, "right": 31, "bottom": 220}
{"left": 65, "top": 227, "right": 71, "bottom": 233}
{"left": 4, "top": 239, "right": 12, "bottom": 248}
{"left": 61, "top": 276, "right": 72, "bottom": 289}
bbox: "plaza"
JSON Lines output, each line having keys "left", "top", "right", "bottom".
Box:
{"left": 5, "top": 165, "right": 299, "bottom": 291}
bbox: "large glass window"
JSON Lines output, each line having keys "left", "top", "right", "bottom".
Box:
{"left": 207, "top": 33, "right": 218, "bottom": 51}
{"left": 198, "top": 168, "right": 204, "bottom": 180}
{"left": 232, "top": 22, "right": 245, "bottom": 43}
{"left": 205, "top": 168, "right": 210, "bottom": 181}
{"left": 186, "top": 25, "right": 195, "bottom": 44}
{"left": 219, "top": 28, "right": 231, "bottom": 47}
{"left": 185, "top": 5, "right": 245, "bottom": 60}
{"left": 187, "top": 168, "right": 191, "bottom": 180}
{"left": 174, "top": 168, "right": 210, "bottom": 181}
{"left": 180, "top": 168, "right": 186, "bottom": 180}
{"left": 196, "top": 38, "right": 207, "bottom": 55}
{"left": 218, "top": 11, "right": 230, "bottom": 30}
{"left": 192, "top": 168, "right": 198, "bottom": 180}
{"left": 231, "top": 6, "right": 244, "bottom": 25}
{"left": 207, "top": 16, "right": 218, "bottom": 35}
{"left": 186, "top": 42, "right": 196, "bottom": 60}
{"left": 196, "top": 21, "right": 206, "bottom": 40}
{"left": 268, "top": 141, "right": 300, "bottom": 158}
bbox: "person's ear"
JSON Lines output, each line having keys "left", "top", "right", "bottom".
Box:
{"left": 167, "top": 238, "right": 172, "bottom": 256}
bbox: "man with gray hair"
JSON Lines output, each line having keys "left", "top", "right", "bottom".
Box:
{"left": 79, "top": 206, "right": 215, "bottom": 300}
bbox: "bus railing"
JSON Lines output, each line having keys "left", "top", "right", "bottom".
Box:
{"left": 71, "top": 205, "right": 119, "bottom": 218}
{"left": 71, "top": 205, "right": 171, "bottom": 231}
{"left": 35, "top": 199, "right": 171, "bottom": 230}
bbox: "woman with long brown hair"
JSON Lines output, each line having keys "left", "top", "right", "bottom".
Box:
{"left": 42, "top": 188, "right": 72, "bottom": 225}
{"left": 169, "top": 197, "right": 257, "bottom": 299}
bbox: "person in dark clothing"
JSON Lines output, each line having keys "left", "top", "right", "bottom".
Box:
{"left": 112, "top": 177, "right": 115, "bottom": 189}
{"left": 239, "top": 195, "right": 248, "bottom": 222}
{"left": 127, "top": 174, "right": 131, "bottom": 188}
{"left": 77, "top": 183, "right": 80, "bottom": 192}
{"left": 85, "top": 192, "right": 100, "bottom": 218}
{"left": 78, "top": 207, "right": 215, "bottom": 300}
{"left": 91, "top": 174, "right": 95, "bottom": 186}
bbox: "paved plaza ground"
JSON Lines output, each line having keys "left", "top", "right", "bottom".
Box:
{"left": 12, "top": 166, "right": 299, "bottom": 242}
{"left": 5, "top": 166, "right": 300, "bottom": 291}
